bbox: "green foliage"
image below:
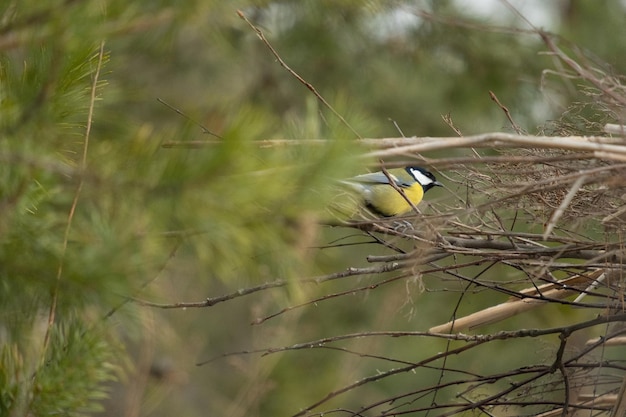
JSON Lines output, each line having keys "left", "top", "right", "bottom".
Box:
{"left": 0, "top": 320, "right": 121, "bottom": 416}
{"left": 30, "top": 321, "right": 121, "bottom": 416}
{"left": 1, "top": 1, "right": 366, "bottom": 414}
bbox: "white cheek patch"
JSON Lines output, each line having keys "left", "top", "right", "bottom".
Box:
{"left": 409, "top": 168, "right": 434, "bottom": 186}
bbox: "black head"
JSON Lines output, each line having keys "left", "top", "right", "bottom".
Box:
{"left": 405, "top": 166, "right": 442, "bottom": 192}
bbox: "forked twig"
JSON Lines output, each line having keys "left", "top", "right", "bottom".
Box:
{"left": 489, "top": 90, "right": 524, "bottom": 134}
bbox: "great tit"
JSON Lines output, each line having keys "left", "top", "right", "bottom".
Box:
{"left": 341, "top": 166, "right": 442, "bottom": 217}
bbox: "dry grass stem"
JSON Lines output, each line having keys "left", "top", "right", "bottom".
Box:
{"left": 429, "top": 270, "right": 604, "bottom": 333}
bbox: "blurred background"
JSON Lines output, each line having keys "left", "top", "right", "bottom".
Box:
{"left": 2, "top": 1, "right": 626, "bottom": 416}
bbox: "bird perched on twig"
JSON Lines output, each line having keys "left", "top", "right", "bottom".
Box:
{"left": 339, "top": 166, "right": 442, "bottom": 217}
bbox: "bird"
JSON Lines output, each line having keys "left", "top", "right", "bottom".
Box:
{"left": 340, "top": 166, "right": 442, "bottom": 217}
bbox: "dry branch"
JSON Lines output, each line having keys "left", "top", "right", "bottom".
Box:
{"left": 162, "top": 132, "right": 626, "bottom": 159}
{"left": 429, "top": 269, "right": 604, "bottom": 333}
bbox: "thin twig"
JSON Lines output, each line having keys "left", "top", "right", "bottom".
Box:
{"left": 157, "top": 98, "right": 223, "bottom": 138}
{"left": 251, "top": 272, "right": 411, "bottom": 325}
{"left": 489, "top": 90, "right": 524, "bottom": 134}
{"left": 236, "top": 10, "right": 362, "bottom": 139}
{"left": 134, "top": 263, "right": 405, "bottom": 309}
{"left": 42, "top": 41, "right": 106, "bottom": 357}
{"left": 543, "top": 175, "right": 587, "bottom": 240}
{"left": 611, "top": 374, "right": 626, "bottom": 417}
{"left": 539, "top": 33, "right": 626, "bottom": 107}
{"left": 441, "top": 113, "right": 464, "bottom": 136}
{"left": 380, "top": 164, "right": 422, "bottom": 215}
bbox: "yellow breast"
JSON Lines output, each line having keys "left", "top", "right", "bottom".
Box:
{"left": 368, "top": 183, "right": 424, "bottom": 216}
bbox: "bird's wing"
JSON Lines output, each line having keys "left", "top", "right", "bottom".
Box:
{"left": 348, "top": 171, "right": 412, "bottom": 187}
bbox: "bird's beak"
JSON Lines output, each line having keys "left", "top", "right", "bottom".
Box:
{"left": 434, "top": 181, "right": 443, "bottom": 187}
